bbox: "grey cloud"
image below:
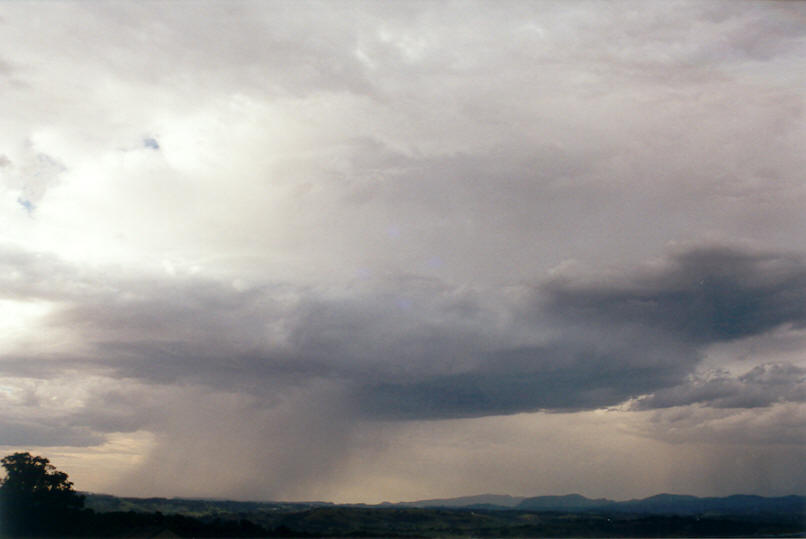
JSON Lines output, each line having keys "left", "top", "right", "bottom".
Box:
{"left": 356, "top": 344, "right": 687, "bottom": 419}
{"left": 65, "top": 387, "right": 163, "bottom": 435}
{"left": 5, "top": 243, "right": 806, "bottom": 431}
{"left": 633, "top": 363, "right": 806, "bottom": 410}
{"left": 358, "top": 246, "right": 806, "bottom": 419}
{"left": 0, "top": 356, "right": 97, "bottom": 380}
{"left": 14, "top": 1, "right": 801, "bottom": 117}
{"left": 640, "top": 403, "right": 806, "bottom": 447}
{"left": 0, "top": 419, "right": 104, "bottom": 447}
{"left": 541, "top": 246, "right": 806, "bottom": 344}
{"left": 105, "top": 380, "right": 359, "bottom": 500}
{"left": 0, "top": 56, "right": 11, "bottom": 75}
{"left": 42, "top": 2, "right": 379, "bottom": 99}
{"left": 351, "top": 306, "right": 699, "bottom": 419}
{"left": 695, "top": 4, "right": 806, "bottom": 63}
{"left": 0, "top": 243, "right": 90, "bottom": 302}
{"left": 81, "top": 279, "right": 496, "bottom": 393}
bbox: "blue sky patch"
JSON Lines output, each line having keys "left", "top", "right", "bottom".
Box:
{"left": 17, "top": 197, "right": 35, "bottom": 215}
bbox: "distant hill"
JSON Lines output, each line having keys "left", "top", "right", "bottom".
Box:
{"left": 381, "top": 493, "right": 525, "bottom": 508}
{"left": 377, "top": 492, "right": 805, "bottom": 516}
{"left": 516, "top": 493, "right": 805, "bottom": 516}
{"left": 515, "top": 493, "right": 613, "bottom": 511}
{"left": 85, "top": 491, "right": 806, "bottom": 517}
{"left": 83, "top": 493, "right": 332, "bottom": 515}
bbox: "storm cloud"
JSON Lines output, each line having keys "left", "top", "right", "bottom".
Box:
{"left": 1, "top": 0, "right": 805, "bottom": 501}
{"left": 4, "top": 243, "right": 805, "bottom": 425}
{"left": 356, "top": 246, "right": 806, "bottom": 418}
{"left": 541, "top": 246, "right": 806, "bottom": 344}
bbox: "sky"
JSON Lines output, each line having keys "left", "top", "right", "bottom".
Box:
{"left": 1, "top": 0, "right": 805, "bottom": 503}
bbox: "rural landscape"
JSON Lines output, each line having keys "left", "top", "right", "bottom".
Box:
{"left": 1, "top": 452, "right": 804, "bottom": 537}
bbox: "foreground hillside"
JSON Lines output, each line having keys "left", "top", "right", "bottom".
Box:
{"left": 81, "top": 493, "right": 806, "bottom": 537}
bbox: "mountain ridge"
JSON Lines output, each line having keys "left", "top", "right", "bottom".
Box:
{"left": 85, "top": 491, "right": 806, "bottom": 517}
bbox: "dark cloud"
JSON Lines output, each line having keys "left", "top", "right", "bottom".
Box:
{"left": 356, "top": 343, "right": 689, "bottom": 420}
{"left": 5, "top": 243, "right": 804, "bottom": 431}
{"left": 541, "top": 246, "right": 806, "bottom": 344}
{"left": 358, "top": 246, "right": 806, "bottom": 419}
{"left": 633, "top": 363, "right": 806, "bottom": 410}
{"left": 65, "top": 387, "right": 163, "bottom": 435}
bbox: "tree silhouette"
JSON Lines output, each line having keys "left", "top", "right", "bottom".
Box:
{"left": 0, "top": 452, "right": 85, "bottom": 536}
